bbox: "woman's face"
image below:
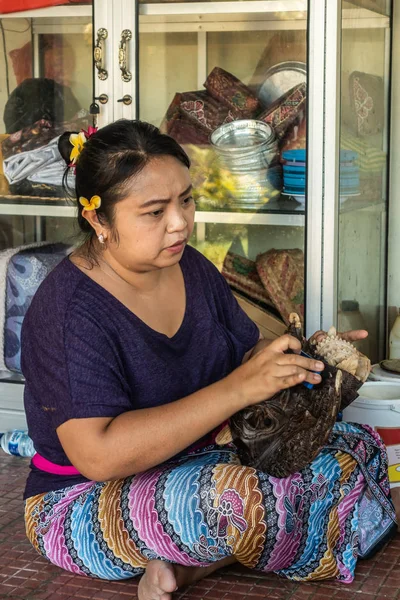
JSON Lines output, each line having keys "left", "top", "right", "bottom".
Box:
{"left": 104, "top": 155, "right": 195, "bottom": 272}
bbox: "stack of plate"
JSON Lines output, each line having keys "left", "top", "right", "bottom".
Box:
{"left": 210, "top": 120, "right": 279, "bottom": 208}
{"left": 339, "top": 150, "right": 360, "bottom": 200}
{"left": 281, "top": 149, "right": 306, "bottom": 204}
{"left": 281, "top": 149, "right": 360, "bottom": 206}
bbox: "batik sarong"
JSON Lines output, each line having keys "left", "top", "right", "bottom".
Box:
{"left": 24, "top": 422, "right": 397, "bottom": 582}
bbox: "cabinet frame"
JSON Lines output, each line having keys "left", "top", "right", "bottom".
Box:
{"left": 0, "top": 0, "right": 392, "bottom": 338}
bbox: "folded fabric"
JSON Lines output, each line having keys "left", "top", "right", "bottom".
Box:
{"left": 166, "top": 114, "right": 210, "bottom": 146}
{"left": 28, "top": 160, "right": 67, "bottom": 186}
{"left": 349, "top": 71, "right": 384, "bottom": 137}
{"left": 258, "top": 83, "right": 307, "bottom": 141}
{"left": 179, "top": 91, "right": 236, "bottom": 132}
{"left": 4, "top": 136, "right": 63, "bottom": 185}
{"left": 221, "top": 252, "right": 274, "bottom": 309}
{"left": 2, "top": 111, "right": 90, "bottom": 160}
{"left": 1, "top": 242, "right": 73, "bottom": 373}
{"left": 256, "top": 248, "right": 304, "bottom": 325}
{"left": 163, "top": 90, "right": 235, "bottom": 135}
{"left": 204, "top": 67, "right": 261, "bottom": 118}
{"left": 2, "top": 119, "right": 56, "bottom": 160}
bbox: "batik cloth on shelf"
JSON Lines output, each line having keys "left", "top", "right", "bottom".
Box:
{"left": 221, "top": 252, "right": 274, "bottom": 311}
{"left": 161, "top": 71, "right": 261, "bottom": 146}
{"left": 0, "top": 242, "right": 72, "bottom": 373}
{"left": 256, "top": 248, "right": 304, "bottom": 325}
{"left": 349, "top": 71, "right": 384, "bottom": 137}
{"left": 258, "top": 83, "right": 307, "bottom": 141}
{"left": 161, "top": 91, "right": 237, "bottom": 145}
{"left": 204, "top": 67, "right": 261, "bottom": 119}
{"left": 162, "top": 114, "right": 210, "bottom": 146}
{"left": 2, "top": 112, "right": 89, "bottom": 160}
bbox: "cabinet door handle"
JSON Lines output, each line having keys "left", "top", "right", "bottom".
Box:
{"left": 117, "top": 95, "right": 132, "bottom": 106}
{"left": 119, "top": 29, "right": 132, "bottom": 82}
{"left": 94, "top": 28, "right": 108, "bottom": 81}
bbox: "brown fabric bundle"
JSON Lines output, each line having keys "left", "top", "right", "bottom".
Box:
{"left": 2, "top": 113, "right": 90, "bottom": 159}
{"left": 221, "top": 252, "right": 273, "bottom": 309}
{"left": 204, "top": 67, "right": 261, "bottom": 119}
{"left": 256, "top": 249, "right": 304, "bottom": 325}
{"left": 161, "top": 91, "right": 236, "bottom": 142}
{"left": 166, "top": 115, "right": 210, "bottom": 146}
{"left": 258, "top": 83, "right": 306, "bottom": 141}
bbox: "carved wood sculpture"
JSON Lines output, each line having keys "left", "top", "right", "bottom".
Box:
{"left": 217, "top": 313, "right": 371, "bottom": 477}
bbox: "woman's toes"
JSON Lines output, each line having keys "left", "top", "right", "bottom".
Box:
{"left": 138, "top": 560, "right": 177, "bottom": 600}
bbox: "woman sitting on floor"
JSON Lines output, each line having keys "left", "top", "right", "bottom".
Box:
{"left": 21, "top": 120, "right": 398, "bottom": 600}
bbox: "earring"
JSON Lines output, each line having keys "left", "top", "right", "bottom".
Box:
{"left": 98, "top": 233, "right": 105, "bottom": 244}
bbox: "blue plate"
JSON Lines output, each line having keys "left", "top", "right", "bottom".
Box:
{"left": 282, "top": 149, "right": 306, "bottom": 162}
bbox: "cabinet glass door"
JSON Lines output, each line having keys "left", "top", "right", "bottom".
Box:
{"left": 0, "top": 1, "right": 93, "bottom": 250}
{"left": 338, "top": 0, "right": 391, "bottom": 362}
{"left": 139, "top": 0, "right": 308, "bottom": 326}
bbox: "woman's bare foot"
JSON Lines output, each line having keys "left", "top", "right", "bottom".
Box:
{"left": 138, "top": 560, "right": 177, "bottom": 600}
{"left": 138, "top": 555, "right": 236, "bottom": 600}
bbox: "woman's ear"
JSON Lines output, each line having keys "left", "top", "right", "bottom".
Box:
{"left": 81, "top": 209, "right": 103, "bottom": 237}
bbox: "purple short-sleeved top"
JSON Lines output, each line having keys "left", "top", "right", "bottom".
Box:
{"left": 21, "top": 245, "right": 259, "bottom": 499}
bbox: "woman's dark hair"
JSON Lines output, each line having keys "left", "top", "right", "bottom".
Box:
{"left": 58, "top": 119, "right": 190, "bottom": 255}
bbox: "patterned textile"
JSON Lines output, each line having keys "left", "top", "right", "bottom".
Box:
{"left": 2, "top": 119, "right": 57, "bottom": 160}
{"left": 166, "top": 116, "right": 211, "bottom": 146}
{"left": 2, "top": 111, "right": 89, "bottom": 160}
{"left": 167, "top": 91, "right": 236, "bottom": 133}
{"left": 259, "top": 84, "right": 307, "bottom": 141}
{"left": 204, "top": 67, "right": 261, "bottom": 119}
{"left": 221, "top": 252, "right": 274, "bottom": 311}
{"left": 256, "top": 249, "right": 304, "bottom": 325}
{"left": 4, "top": 243, "right": 71, "bottom": 372}
{"left": 349, "top": 72, "right": 384, "bottom": 137}
{"left": 25, "top": 423, "right": 396, "bottom": 582}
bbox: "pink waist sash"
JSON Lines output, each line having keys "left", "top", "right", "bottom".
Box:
{"left": 32, "top": 453, "right": 81, "bottom": 476}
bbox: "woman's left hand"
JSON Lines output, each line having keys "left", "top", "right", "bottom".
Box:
{"left": 310, "top": 329, "right": 368, "bottom": 345}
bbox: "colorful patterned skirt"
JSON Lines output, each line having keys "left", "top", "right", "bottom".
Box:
{"left": 25, "top": 422, "right": 397, "bottom": 582}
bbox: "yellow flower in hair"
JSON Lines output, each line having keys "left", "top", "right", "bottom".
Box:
{"left": 69, "top": 131, "right": 87, "bottom": 164}
{"left": 79, "top": 195, "right": 101, "bottom": 211}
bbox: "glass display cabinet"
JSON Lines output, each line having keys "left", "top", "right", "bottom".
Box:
{"left": 0, "top": 0, "right": 394, "bottom": 429}
{"left": 338, "top": 0, "right": 391, "bottom": 363}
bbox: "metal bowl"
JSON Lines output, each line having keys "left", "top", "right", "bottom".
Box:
{"left": 210, "top": 120, "right": 278, "bottom": 172}
{"left": 258, "top": 61, "right": 307, "bottom": 108}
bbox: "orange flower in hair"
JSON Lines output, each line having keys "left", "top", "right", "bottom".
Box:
{"left": 69, "top": 131, "right": 87, "bottom": 164}
{"left": 79, "top": 195, "right": 101, "bottom": 211}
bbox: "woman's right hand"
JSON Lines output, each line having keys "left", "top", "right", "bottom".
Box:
{"left": 229, "top": 334, "right": 325, "bottom": 409}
